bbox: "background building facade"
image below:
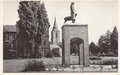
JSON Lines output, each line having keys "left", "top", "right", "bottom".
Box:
{"left": 51, "top": 18, "right": 60, "bottom": 45}
{"left": 3, "top": 25, "right": 17, "bottom": 59}
{"left": 3, "top": 25, "right": 50, "bottom": 58}
{"left": 50, "top": 18, "right": 62, "bottom": 56}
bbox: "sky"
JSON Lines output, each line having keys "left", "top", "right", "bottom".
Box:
{"left": 3, "top": 0, "right": 118, "bottom": 44}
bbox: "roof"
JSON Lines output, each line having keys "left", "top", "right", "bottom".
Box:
{"left": 3, "top": 25, "right": 16, "bottom": 32}
{"left": 52, "top": 17, "right": 59, "bottom": 31}
{"left": 50, "top": 44, "right": 59, "bottom": 49}
{"left": 50, "top": 44, "right": 62, "bottom": 52}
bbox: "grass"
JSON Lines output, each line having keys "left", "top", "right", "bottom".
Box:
{"left": 3, "top": 57, "right": 61, "bottom": 72}
{"left": 3, "top": 56, "right": 118, "bottom": 72}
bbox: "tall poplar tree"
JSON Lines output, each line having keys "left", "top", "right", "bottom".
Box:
{"left": 16, "top": 1, "right": 50, "bottom": 58}
{"left": 110, "top": 26, "right": 118, "bottom": 55}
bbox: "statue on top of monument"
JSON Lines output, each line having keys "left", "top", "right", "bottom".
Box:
{"left": 64, "top": 2, "right": 77, "bottom": 23}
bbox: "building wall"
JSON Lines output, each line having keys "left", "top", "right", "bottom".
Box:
{"left": 3, "top": 31, "right": 17, "bottom": 59}
{"left": 3, "top": 24, "right": 50, "bottom": 58}
{"left": 51, "top": 30, "right": 60, "bottom": 44}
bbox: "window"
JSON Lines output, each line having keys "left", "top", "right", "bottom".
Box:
{"left": 44, "top": 41, "right": 46, "bottom": 46}
{"left": 5, "top": 34, "right": 9, "bottom": 40}
{"left": 13, "top": 35, "right": 16, "bottom": 39}
{"left": 56, "top": 33, "right": 57, "bottom": 38}
{"left": 11, "top": 44, "right": 13, "bottom": 48}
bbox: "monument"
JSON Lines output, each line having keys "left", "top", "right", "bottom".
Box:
{"left": 62, "top": 2, "right": 89, "bottom": 67}
{"left": 64, "top": 2, "right": 77, "bottom": 23}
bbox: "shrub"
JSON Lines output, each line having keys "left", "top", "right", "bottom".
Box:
{"left": 52, "top": 51, "right": 60, "bottom": 57}
{"left": 90, "top": 59, "right": 118, "bottom": 65}
{"left": 22, "top": 60, "right": 45, "bottom": 72}
{"left": 45, "top": 51, "right": 53, "bottom": 58}
{"left": 46, "top": 63, "right": 53, "bottom": 71}
{"left": 55, "top": 62, "right": 60, "bottom": 71}
{"left": 101, "top": 59, "right": 118, "bottom": 65}
{"left": 52, "top": 48, "right": 60, "bottom": 57}
{"left": 89, "top": 56, "right": 101, "bottom": 60}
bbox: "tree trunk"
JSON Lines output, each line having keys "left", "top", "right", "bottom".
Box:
{"left": 30, "top": 39, "right": 35, "bottom": 58}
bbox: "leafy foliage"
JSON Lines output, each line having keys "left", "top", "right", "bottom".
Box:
{"left": 89, "top": 56, "right": 101, "bottom": 60}
{"left": 90, "top": 59, "right": 118, "bottom": 65}
{"left": 89, "top": 42, "right": 98, "bottom": 55}
{"left": 52, "top": 48, "right": 60, "bottom": 57}
{"left": 97, "top": 27, "right": 118, "bottom": 56}
{"left": 101, "top": 59, "right": 118, "bottom": 65}
{"left": 98, "top": 30, "right": 111, "bottom": 54}
{"left": 91, "top": 26, "right": 118, "bottom": 56}
{"left": 23, "top": 60, "right": 45, "bottom": 72}
{"left": 45, "top": 51, "right": 53, "bottom": 58}
{"left": 16, "top": 1, "right": 50, "bottom": 58}
{"left": 110, "top": 26, "right": 118, "bottom": 55}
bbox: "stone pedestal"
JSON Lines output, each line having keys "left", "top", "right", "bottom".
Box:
{"left": 62, "top": 24, "right": 89, "bottom": 67}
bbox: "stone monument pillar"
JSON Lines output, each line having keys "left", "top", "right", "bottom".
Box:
{"left": 62, "top": 24, "right": 89, "bottom": 67}
{"left": 62, "top": 2, "right": 89, "bottom": 67}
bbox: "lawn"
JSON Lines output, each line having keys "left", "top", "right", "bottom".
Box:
{"left": 3, "top": 56, "right": 118, "bottom": 73}
{"left": 3, "top": 57, "right": 62, "bottom": 72}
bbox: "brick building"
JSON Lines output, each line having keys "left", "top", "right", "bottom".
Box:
{"left": 3, "top": 25, "right": 50, "bottom": 58}
{"left": 3, "top": 25, "right": 17, "bottom": 59}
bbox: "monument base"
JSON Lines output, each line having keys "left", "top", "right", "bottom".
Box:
{"left": 62, "top": 24, "right": 89, "bottom": 67}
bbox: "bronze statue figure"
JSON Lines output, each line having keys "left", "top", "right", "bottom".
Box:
{"left": 64, "top": 2, "right": 77, "bottom": 23}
